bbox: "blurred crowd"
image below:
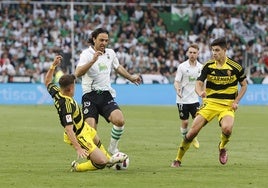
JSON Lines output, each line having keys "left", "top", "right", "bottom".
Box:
{"left": 0, "top": 0, "right": 267, "bottom": 84}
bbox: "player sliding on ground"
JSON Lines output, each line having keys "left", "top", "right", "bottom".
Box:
{"left": 44, "top": 55, "right": 127, "bottom": 172}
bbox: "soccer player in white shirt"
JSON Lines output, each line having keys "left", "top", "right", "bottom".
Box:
{"left": 171, "top": 44, "right": 203, "bottom": 167}
{"left": 75, "top": 28, "right": 141, "bottom": 155}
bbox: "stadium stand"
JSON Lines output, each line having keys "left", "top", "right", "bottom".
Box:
{"left": 0, "top": 0, "right": 267, "bottom": 84}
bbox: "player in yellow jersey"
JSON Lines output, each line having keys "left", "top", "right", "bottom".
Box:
{"left": 171, "top": 37, "right": 247, "bottom": 167}
{"left": 45, "top": 55, "right": 127, "bottom": 172}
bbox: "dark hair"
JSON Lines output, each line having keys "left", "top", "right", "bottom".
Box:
{"left": 87, "top": 28, "right": 109, "bottom": 45}
{"left": 59, "top": 74, "right": 76, "bottom": 89}
{"left": 210, "top": 37, "right": 227, "bottom": 48}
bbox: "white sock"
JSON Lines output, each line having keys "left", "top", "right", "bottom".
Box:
{"left": 109, "top": 125, "right": 124, "bottom": 154}
{"left": 180, "top": 127, "right": 188, "bottom": 135}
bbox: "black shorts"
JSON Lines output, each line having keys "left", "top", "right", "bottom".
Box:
{"left": 176, "top": 102, "right": 200, "bottom": 120}
{"left": 82, "top": 91, "right": 120, "bottom": 123}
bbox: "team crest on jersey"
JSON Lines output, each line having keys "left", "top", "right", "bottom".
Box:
{"left": 65, "top": 114, "right": 72, "bottom": 123}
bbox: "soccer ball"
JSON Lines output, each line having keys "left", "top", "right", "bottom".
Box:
{"left": 112, "top": 152, "right": 130, "bottom": 170}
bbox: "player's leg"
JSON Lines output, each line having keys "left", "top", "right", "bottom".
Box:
{"left": 101, "top": 92, "right": 125, "bottom": 155}
{"left": 85, "top": 117, "right": 97, "bottom": 129}
{"left": 72, "top": 150, "right": 107, "bottom": 172}
{"left": 93, "top": 134, "right": 111, "bottom": 160}
{"left": 219, "top": 115, "right": 234, "bottom": 149}
{"left": 177, "top": 115, "right": 207, "bottom": 155}
{"left": 218, "top": 110, "right": 235, "bottom": 165}
{"left": 107, "top": 109, "right": 125, "bottom": 154}
{"left": 177, "top": 103, "right": 189, "bottom": 138}
{"left": 87, "top": 134, "right": 127, "bottom": 169}
{"left": 172, "top": 104, "right": 197, "bottom": 167}
{"left": 71, "top": 125, "right": 107, "bottom": 172}
{"left": 72, "top": 146, "right": 108, "bottom": 172}
{"left": 178, "top": 103, "right": 199, "bottom": 149}
{"left": 72, "top": 144, "right": 126, "bottom": 171}
{"left": 171, "top": 114, "right": 206, "bottom": 167}
{"left": 189, "top": 102, "right": 201, "bottom": 149}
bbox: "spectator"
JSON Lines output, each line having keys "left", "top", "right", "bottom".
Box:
{"left": 1, "top": 57, "right": 16, "bottom": 83}
{"left": 0, "top": 1, "right": 267, "bottom": 84}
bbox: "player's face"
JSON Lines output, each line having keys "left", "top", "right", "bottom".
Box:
{"left": 187, "top": 47, "right": 199, "bottom": 62}
{"left": 94, "top": 33, "right": 109, "bottom": 52}
{"left": 211, "top": 45, "right": 226, "bottom": 62}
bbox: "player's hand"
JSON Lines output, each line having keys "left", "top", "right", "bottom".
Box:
{"left": 92, "top": 51, "right": 103, "bottom": 63}
{"left": 76, "top": 148, "right": 89, "bottom": 159}
{"left": 131, "top": 74, "right": 142, "bottom": 85}
{"left": 52, "top": 55, "right": 63, "bottom": 67}
{"left": 199, "top": 91, "right": 206, "bottom": 98}
{"left": 232, "top": 102, "right": 239, "bottom": 111}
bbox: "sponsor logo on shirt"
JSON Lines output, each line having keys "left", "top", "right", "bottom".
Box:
{"left": 66, "top": 114, "right": 72, "bottom": 123}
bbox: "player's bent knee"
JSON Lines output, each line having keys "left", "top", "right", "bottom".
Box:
{"left": 221, "top": 126, "right": 233, "bottom": 135}
{"left": 110, "top": 110, "right": 125, "bottom": 126}
{"left": 115, "top": 120, "right": 125, "bottom": 126}
{"left": 110, "top": 117, "right": 125, "bottom": 126}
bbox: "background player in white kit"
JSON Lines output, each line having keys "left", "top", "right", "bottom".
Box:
{"left": 172, "top": 44, "right": 203, "bottom": 166}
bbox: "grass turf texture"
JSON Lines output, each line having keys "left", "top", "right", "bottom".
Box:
{"left": 0, "top": 105, "right": 267, "bottom": 188}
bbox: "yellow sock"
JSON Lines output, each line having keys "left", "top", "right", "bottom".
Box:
{"left": 76, "top": 160, "right": 98, "bottom": 172}
{"left": 219, "top": 133, "right": 230, "bottom": 149}
{"left": 175, "top": 139, "right": 191, "bottom": 162}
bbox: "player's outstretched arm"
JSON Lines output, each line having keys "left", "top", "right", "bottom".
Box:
{"left": 44, "top": 55, "right": 62, "bottom": 87}
{"left": 116, "top": 65, "right": 142, "bottom": 85}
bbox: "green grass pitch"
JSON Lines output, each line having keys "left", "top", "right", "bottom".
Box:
{"left": 0, "top": 105, "right": 267, "bottom": 188}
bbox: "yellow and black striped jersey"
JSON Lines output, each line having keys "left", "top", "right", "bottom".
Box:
{"left": 47, "top": 83, "right": 84, "bottom": 135}
{"left": 198, "top": 57, "right": 246, "bottom": 102}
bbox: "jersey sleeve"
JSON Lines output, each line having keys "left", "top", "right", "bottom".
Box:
{"left": 59, "top": 99, "right": 75, "bottom": 127}
{"left": 77, "top": 50, "right": 89, "bottom": 67}
{"left": 61, "top": 112, "right": 74, "bottom": 127}
{"left": 47, "top": 83, "right": 59, "bottom": 98}
{"left": 110, "top": 49, "right": 120, "bottom": 69}
{"left": 197, "top": 63, "right": 209, "bottom": 82}
{"left": 237, "top": 66, "right": 247, "bottom": 82}
{"left": 47, "top": 83, "right": 74, "bottom": 127}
